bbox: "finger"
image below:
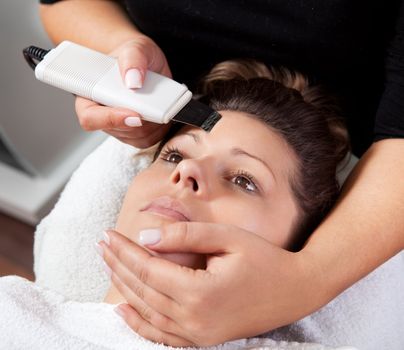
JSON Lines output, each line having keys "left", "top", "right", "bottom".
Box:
{"left": 117, "top": 38, "right": 172, "bottom": 82}
{"left": 104, "top": 230, "right": 207, "bottom": 300}
{"left": 116, "top": 304, "right": 195, "bottom": 347}
{"left": 102, "top": 129, "right": 141, "bottom": 139}
{"left": 101, "top": 241, "right": 180, "bottom": 317}
{"left": 117, "top": 43, "right": 148, "bottom": 88}
{"left": 102, "top": 133, "right": 157, "bottom": 149}
{"left": 106, "top": 255, "right": 184, "bottom": 337}
{"left": 104, "top": 120, "right": 172, "bottom": 148}
{"left": 75, "top": 96, "right": 142, "bottom": 131}
{"left": 103, "top": 241, "right": 196, "bottom": 341}
{"left": 103, "top": 119, "right": 167, "bottom": 139}
{"left": 111, "top": 270, "right": 179, "bottom": 334}
{"left": 140, "top": 221, "right": 259, "bottom": 255}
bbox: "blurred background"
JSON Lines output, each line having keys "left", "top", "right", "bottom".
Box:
{"left": 0, "top": 1, "right": 106, "bottom": 279}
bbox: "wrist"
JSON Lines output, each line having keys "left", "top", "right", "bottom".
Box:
{"left": 296, "top": 248, "right": 331, "bottom": 312}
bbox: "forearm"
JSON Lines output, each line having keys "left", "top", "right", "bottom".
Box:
{"left": 39, "top": 0, "right": 146, "bottom": 52}
{"left": 303, "top": 138, "right": 404, "bottom": 302}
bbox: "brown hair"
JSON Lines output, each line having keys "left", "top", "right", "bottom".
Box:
{"left": 157, "top": 59, "right": 350, "bottom": 250}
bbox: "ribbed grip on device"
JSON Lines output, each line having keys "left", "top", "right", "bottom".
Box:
{"left": 41, "top": 43, "right": 115, "bottom": 98}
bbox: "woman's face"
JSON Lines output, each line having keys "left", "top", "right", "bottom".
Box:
{"left": 116, "top": 110, "right": 300, "bottom": 268}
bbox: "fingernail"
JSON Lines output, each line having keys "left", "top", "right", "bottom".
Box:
{"left": 138, "top": 228, "right": 161, "bottom": 246}
{"left": 103, "top": 262, "right": 112, "bottom": 277}
{"left": 114, "top": 304, "right": 125, "bottom": 318}
{"left": 103, "top": 231, "right": 111, "bottom": 245}
{"left": 124, "top": 116, "right": 142, "bottom": 127}
{"left": 125, "top": 68, "right": 143, "bottom": 89}
{"left": 94, "top": 242, "right": 103, "bottom": 257}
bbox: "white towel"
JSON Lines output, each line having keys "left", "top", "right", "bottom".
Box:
{"left": 0, "top": 275, "right": 348, "bottom": 350}
{"left": 34, "top": 137, "right": 145, "bottom": 302}
{"left": 33, "top": 137, "right": 403, "bottom": 350}
{"left": 263, "top": 252, "right": 404, "bottom": 349}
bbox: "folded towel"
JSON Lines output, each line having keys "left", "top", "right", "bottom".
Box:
{"left": 35, "top": 137, "right": 148, "bottom": 302}
{"left": 34, "top": 137, "right": 403, "bottom": 350}
{"left": 0, "top": 276, "right": 348, "bottom": 350}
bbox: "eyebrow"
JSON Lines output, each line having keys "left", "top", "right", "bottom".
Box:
{"left": 183, "top": 132, "right": 200, "bottom": 143}
{"left": 182, "top": 132, "right": 276, "bottom": 181}
{"left": 231, "top": 148, "right": 275, "bottom": 178}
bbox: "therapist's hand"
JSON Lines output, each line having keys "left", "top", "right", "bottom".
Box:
{"left": 100, "top": 223, "right": 327, "bottom": 347}
{"left": 75, "top": 36, "right": 172, "bottom": 148}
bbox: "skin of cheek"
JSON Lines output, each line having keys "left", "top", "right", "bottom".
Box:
{"left": 205, "top": 195, "right": 297, "bottom": 248}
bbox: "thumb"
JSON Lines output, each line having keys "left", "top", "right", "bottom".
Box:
{"left": 138, "top": 222, "right": 254, "bottom": 254}
{"left": 118, "top": 43, "right": 148, "bottom": 89}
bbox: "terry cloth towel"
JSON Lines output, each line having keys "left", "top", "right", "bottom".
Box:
{"left": 34, "top": 137, "right": 404, "bottom": 350}
{"left": 0, "top": 276, "right": 352, "bottom": 350}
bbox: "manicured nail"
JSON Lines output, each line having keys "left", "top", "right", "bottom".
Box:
{"left": 94, "top": 242, "right": 103, "bottom": 257}
{"left": 138, "top": 228, "right": 161, "bottom": 246}
{"left": 103, "top": 231, "right": 111, "bottom": 245}
{"left": 124, "top": 116, "right": 142, "bottom": 127}
{"left": 103, "top": 262, "right": 112, "bottom": 277}
{"left": 125, "top": 68, "right": 143, "bottom": 89}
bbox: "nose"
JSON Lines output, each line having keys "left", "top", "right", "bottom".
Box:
{"left": 170, "top": 158, "right": 209, "bottom": 197}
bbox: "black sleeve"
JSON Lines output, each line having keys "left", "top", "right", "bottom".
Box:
{"left": 374, "top": 0, "right": 404, "bottom": 141}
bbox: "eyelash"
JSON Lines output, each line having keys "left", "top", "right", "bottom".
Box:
{"left": 160, "top": 145, "right": 260, "bottom": 194}
{"left": 160, "top": 145, "right": 184, "bottom": 163}
{"left": 225, "top": 169, "right": 260, "bottom": 193}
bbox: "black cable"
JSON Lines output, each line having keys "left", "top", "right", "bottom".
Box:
{"left": 22, "top": 46, "right": 49, "bottom": 71}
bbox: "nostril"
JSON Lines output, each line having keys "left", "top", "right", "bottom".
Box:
{"left": 172, "top": 166, "right": 200, "bottom": 191}
{"left": 172, "top": 172, "right": 180, "bottom": 184}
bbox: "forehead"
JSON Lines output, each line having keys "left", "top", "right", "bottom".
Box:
{"left": 175, "top": 110, "right": 298, "bottom": 178}
{"left": 207, "top": 110, "right": 279, "bottom": 143}
{"left": 179, "top": 111, "right": 290, "bottom": 152}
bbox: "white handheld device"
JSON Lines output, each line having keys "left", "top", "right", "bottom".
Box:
{"left": 26, "top": 41, "right": 220, "bottom": 131}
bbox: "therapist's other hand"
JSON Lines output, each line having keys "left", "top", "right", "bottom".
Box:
{"left": 101, "top": 223, "right": 325, "bottom": 347}
{"left": 75, "top": 37, "right": 172, "bottom": 148}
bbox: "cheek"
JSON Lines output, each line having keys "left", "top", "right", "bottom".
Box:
{"left": 123, "top": 165, "right": 166, "bottom": 204}
{"left": 209, "top": 197, "right": 266, "bottom": 234}
{"left": 115, "top": 168, "right": 166, "bottom": 234}
{"left": 209, "top": 197, "right": 297, "bottom": 248}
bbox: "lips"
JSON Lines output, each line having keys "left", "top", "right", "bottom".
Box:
{"left": 140, "top": 196, "right": 190, "bottom": 222}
